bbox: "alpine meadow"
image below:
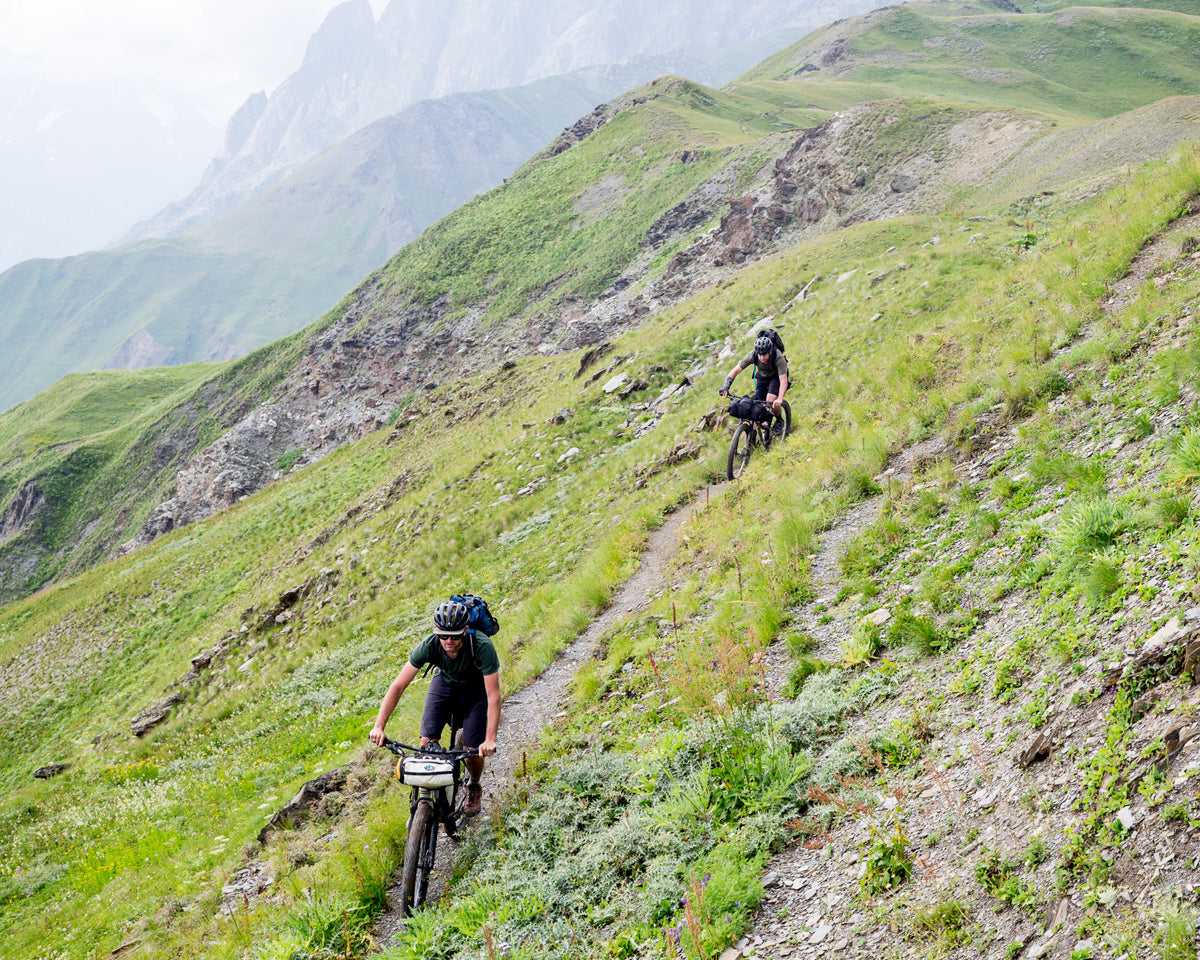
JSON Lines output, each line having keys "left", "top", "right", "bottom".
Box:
{"left": 4, "top": 2, "right": 1200, "bottom": 960}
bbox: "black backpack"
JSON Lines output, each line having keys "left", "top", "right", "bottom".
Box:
{"left": 450, "top": 593, "right": 500, "bottom": 636}
{"left": 760, "top": 327, "right": 785, "bottom": 353}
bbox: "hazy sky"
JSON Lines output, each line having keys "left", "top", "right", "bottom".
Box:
{"left": 0, "top": 0, "right": 388, "bottom": 125}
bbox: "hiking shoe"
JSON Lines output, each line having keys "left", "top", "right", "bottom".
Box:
{"left": 463, "top": 781, "right": 483, "bottom": 815}
{"left": 772, "top": 420, "right": 785, "bottom": 438}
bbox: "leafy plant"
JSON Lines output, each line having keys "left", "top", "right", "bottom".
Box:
{"left": 841, "top": 621, "right": 884, "bottom": 667}
{"left": 860, "top": 826, "right": 912, "bottom": 895}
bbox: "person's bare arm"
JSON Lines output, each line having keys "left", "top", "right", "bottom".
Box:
{"left": 479, "top": 671, "right": 501, "bottom": 757}
{"left": 721, "top": 364, "right": 743, "bottom": 395}
{"left": 369, "top": 661, "right": 420, "bottom": 744}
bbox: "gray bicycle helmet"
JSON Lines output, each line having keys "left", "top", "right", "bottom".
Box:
{"left": 433, "top": 600, "right": 469, "bottom": 635}
{"left": 754, "top": 335, "right": 774, "bottom": 355}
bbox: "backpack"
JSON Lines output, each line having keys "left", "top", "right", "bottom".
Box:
{"left": 760, "top": 327, "right": 785, "bottom": 353}
{"left": 450, "top": 593, "right": 500, "bottom": 636}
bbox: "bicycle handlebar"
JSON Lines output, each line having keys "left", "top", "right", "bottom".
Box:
{"left": 381, "top": 736, "right": 482, "bottom": 759}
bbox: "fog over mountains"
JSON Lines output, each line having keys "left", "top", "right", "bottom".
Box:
{"left": 0, "top": 67, "right": 216, "bottom": 271}
{"left": 127, "top": 0, "right": 886, "bottom": 239}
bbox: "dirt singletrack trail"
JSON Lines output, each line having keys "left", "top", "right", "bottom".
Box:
{"left": 374, "top": 485, "right": 718, "bottom": 946}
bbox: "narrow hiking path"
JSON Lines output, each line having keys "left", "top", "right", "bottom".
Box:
{"left": 492, "top": 489, "right": 715, "bottom": 782}
{"left": 733, "top": 206, "right": 1200, "bottom": 960}
{"left": 374, "top": 485, "right": 719, "bottom": 946}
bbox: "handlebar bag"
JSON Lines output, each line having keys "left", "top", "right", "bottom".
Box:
{"left": 729, "top": 397, "right": 756, "bottom": 420}
{"left": 751, "top": 402, "right": 774, "bottom": 423}
{"left": 398, "top": 755, "right": 455, "bottom": 788}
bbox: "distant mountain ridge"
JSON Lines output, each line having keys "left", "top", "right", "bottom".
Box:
{"left": 0, "top": 68, "right": 648, "bottom": 412}
{"left": 125, "top": 0, "right": 889, "bottom": 241}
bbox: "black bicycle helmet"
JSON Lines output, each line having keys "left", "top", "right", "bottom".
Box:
{"left": 754, "top": 334, "right": 774, "bottom": 355}
{"left": 432, "top": 600, "right": 470, "bottom": 635}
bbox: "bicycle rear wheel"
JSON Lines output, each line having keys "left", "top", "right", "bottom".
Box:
{"left": 727, "top": 423, "right": 753, "bottom": 480}
{"left": 399, "top": 800, "right": 436, "bottom": 915}
{"left": 778, "top": 400, "right": 791, "bottom": 439}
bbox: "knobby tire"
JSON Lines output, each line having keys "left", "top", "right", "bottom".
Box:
{"left": 727, "top": 423, "right": 753, "bottom": 481}
{"left": 400, "top": 800, "right": 435, "bottom": 916}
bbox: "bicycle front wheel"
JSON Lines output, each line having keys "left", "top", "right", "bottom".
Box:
{"left": 727, "top": 423, "right": 753, "bottom": 481}
{"left": 399, "top": 800, "right": 436, "bottom": 915}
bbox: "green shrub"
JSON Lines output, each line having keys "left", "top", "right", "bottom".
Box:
{"left": 1128, "top": 412, "right": 1154, "bottom": 441}
{"left": 782, "top": 655, "right": 832, "bottom": 698}
{"left": 785, "top": 631, "right": 817, "bottom": 657}
{"left": 915, "top": 898, "right": 970, "bottom": 936}
{"left": 276, "top": 449, "right": 302, "bottom": 474}
{"left": 1082, "top": 552, "right": 1122, "bottom": 605}
{"left": 1155, "top": 493, "right": 1192, "bottom": 530}
{"left": 887, "top": 611, "right": 946, "bottom": 655}
{"left": 1051, "top": 497, "right": 1128, "bottom": 566}
{"left": 974, "top": 850, "right": 1037, "bottom": 909}
{"left": 860, "top": 826, "right": 912, "bottom": 895}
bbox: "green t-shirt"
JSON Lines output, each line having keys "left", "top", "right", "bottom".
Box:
{"left": 409, "top": 631, "right": 500, "bottom": 684}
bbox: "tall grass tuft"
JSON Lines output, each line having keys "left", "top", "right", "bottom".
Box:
{"left": 1169, "top": 426, "right": 1200, "bottom": 487}
{"left": 887, "top": 611, "right": 945, "bottom": 656}
{"left": 1051, "top": 497, "right": 1128, "bottom": 562}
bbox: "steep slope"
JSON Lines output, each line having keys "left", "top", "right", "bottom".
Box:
{"left": 2, "top": 0, "right": 1198, "bottom": 607}
{"left": 1, "top": 139, "right": 1197, "bottom": 960}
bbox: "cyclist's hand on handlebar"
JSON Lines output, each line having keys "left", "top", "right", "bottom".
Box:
{"left": 478, "top": 739, "right": 497, "bottom": 758}
{"left": 718, "top": 388, "right": 728, "bottom": 397}
{"left": 369, "top": 726, "right": 386, "bottom": 746}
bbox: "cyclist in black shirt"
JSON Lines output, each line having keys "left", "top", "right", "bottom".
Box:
{"left": 719, "top": 334, "right": 789, "bottom": 435}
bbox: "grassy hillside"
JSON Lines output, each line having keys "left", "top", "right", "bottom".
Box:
{"left": 1, "top": 133, "right": 1198, "bottom": 959}
{"left": 1, "top": 3, "right": 1200, "bottom": 957}
{"left": 740, "top": 2, "right": 1200, "bottom": 122}
{"left": 0, "top": 319, "right": 330, "bottom": 601}
{"left": 3, "top": 0, "right": 1198, "bottom": 609}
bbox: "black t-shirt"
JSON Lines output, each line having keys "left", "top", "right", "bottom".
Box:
{"left": 741, "top": 349, "right": 788, "bottom": 379}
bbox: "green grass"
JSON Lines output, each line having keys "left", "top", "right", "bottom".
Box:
{"left": 743, "top": 3, "right": 1200, "bottom": 124}
{"left": 0, "top": 4, "right": 1198, "bottom": 952}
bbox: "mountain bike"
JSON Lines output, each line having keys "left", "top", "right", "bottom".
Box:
{"left": 724, "top": 394, "right": 791, "bottom": 481}
{"left": 381, "top": 735, "right": 480, "bottom": 915}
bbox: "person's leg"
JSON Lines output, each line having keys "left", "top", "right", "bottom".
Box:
{"left": 418, "top": 674, "right": 452, "bottom": 746}
{"left": 761, "top": 376, "right": 783, "bottom": 434}
{"left": 455, "top": 682, "right": 489, "bottom": 812}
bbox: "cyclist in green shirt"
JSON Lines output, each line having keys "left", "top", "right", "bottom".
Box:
{"left": 370, "top": 600, "right": 500, "bottom": 813}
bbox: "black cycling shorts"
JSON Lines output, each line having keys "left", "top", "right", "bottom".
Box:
{"left": 754, "top": 375, "right": 781, "bottom": 401}
{"left": 420, "top": 672, "right": 489, "bottom": 747}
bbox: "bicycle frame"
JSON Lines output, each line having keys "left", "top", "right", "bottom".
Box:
{"left": 723, "top": 393, "right": 790, "bottom": 481}
{"left": 381, "top": 734, "right": 481, "bottom": 915}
